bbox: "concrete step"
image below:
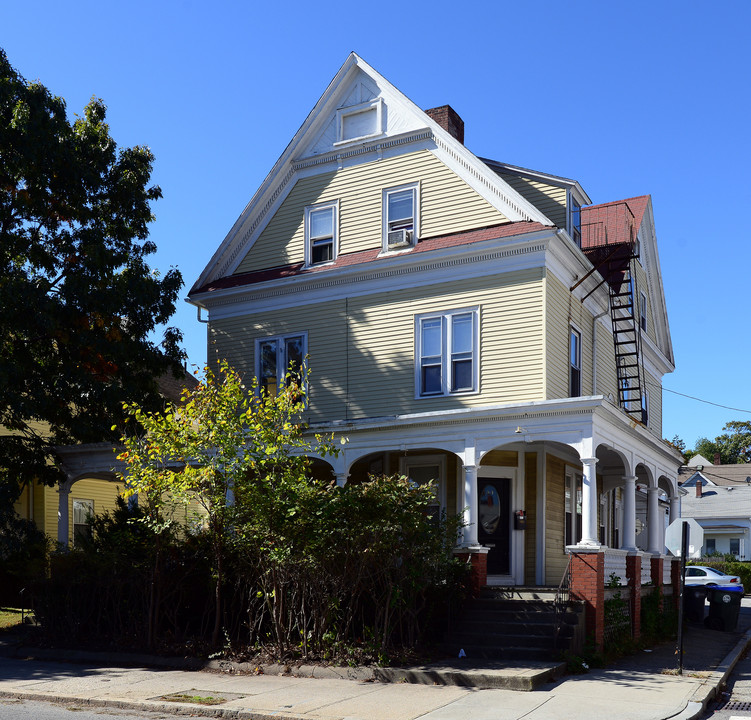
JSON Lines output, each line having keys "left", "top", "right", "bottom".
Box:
{"left": 377, "top": 659, "right": 566, "bottom": 691}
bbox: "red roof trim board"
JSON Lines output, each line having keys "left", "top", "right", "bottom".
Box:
{"left": 193, "top": 221, "right": 549, "bottom": 294}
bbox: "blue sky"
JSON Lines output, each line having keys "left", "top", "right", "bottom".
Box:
{"left": 3, "top": 1, "right": 750, "bottom": 449}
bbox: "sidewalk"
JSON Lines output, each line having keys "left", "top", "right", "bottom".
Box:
{"left": 0, "top": 601, "right": 749, "bottom": 720}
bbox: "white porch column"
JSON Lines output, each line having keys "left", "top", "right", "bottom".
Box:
{"left": 463, "top": 463, "right": 478, "bottom": 546}
{"left": 578, "top": 457, "right": 600, "bottom": 547}
{"left": 335, "top": 472, "right": 348, "bottom": 488}
{"left": 622, "top": 475, "right": 637, "bottom": 551}
{"left": 57, "top": 483, "right": 71, "bottom": 547}
{"left": 647, "top": 486, "right": 662, "bottom": 553}
{"left": 669, "top": 496, "right": 680, "bottom": 524}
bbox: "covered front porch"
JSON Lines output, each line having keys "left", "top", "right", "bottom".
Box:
{"left": 309, "top": 395, "right": 683, "bottom": 650}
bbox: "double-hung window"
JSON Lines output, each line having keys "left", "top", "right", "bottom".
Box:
{"left": 569, "top": 327, "right": 582, "bottom": 397}
{"left": 304, "top": 201, "right": 337, "bottom": 266}
{"left": 73, "top": 499, "right": 94, "bottom": 546}
{"left": 255, "top": 333, "right": 307, "bottom": 398}
{"left": 415, "top": 308, "right": 479, "bottom": 397}
{"left": 383, "top": 183, "right": 418, "bottom": 251}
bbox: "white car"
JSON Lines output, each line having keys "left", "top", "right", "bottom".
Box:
{"left": 685, "top": 565, "right": 743, "bottom": 590}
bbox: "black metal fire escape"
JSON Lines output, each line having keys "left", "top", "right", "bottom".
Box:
{"left": 572, "top": 202, "right": 646, "bottom": 424}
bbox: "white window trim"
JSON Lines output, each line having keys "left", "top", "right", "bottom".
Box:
{"left": 414, "top": 307, "right": 480, "bottom": 399}
{"left": 564, "top": 467, "right": 584, "bottom": 549}
{"left": 304, "top": 200, "right": 338, "bottom": 268}
{"left": 399, "top": 454, "right": 447, "bottom": 513}
{"left": 567, "top": 190, "right": 582, "bottom": 248}
{"left": 254, "top": 332, "right": 308, "bottom": 393}
{"left": 569, "top": 324, "right": 582, "bottom": 398}
{"left": 381, "top": 182, "right": 420, "bottom": 253}
{"left": 334, "top": 98, "right": 384, "bottom": 146}
{"left": 72, "top": 498, "right": 94, "bottom": 546}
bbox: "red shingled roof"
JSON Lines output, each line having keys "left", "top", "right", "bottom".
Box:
{"left": 193, "top": 221, "right": 549, "bottom": 294}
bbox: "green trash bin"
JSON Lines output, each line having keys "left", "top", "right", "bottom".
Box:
{"left": 683, "top": 585, "right": 708, "bottom": 623}
{"left": 705, "top": 585, "right": 743, "bottom": 631}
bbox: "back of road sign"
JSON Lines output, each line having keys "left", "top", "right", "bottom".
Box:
{"left": 665, "top": 518, "right": 704, "bottom": 558}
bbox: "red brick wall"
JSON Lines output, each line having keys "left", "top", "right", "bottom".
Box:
{"left": 626, "top": 554, "right": 642, "bottom": 641}
{"left": 570, "top": 552, "right": 605, "bottom": 650}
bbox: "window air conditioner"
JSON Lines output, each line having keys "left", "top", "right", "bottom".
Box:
{"left": 387, "top": 229, "right": 413, "bottom": 248}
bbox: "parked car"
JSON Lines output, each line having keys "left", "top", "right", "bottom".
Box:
{"left": 685, "top": 565, "right": 743, "bottom": 590}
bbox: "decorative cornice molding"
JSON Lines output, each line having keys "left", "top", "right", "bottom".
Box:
{"left": 198, "top": 238, "right": 550, "bottom": 318}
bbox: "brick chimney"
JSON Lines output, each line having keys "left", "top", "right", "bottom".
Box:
{"left": 696, "top": 481, "right": 702, "bottom": 498}
{"left": 425, "top": 105, "right": 464, "bottom": 144}
{"left": 714, "top": 453, "right": 721, "bottom": 465}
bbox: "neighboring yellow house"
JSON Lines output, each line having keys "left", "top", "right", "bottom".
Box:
{"left": 188, "top": 54, "right": 682, "bottom": 589}
{"left": 11, "top": 372, "right": 199, "bottom": 548}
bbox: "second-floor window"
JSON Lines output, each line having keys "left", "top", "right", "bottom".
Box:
{"left": 256, "top": 333, "right": 307, "bottom": 397}
{"left": 569, "top": 327, "right": 581, "bottom": 397}
{"left": 383, "top": 183, "right": 418, "bottom": 251}
{"left": 415, "top": 308, "right": 479, "bottom": 397}
{"left": 305, "top": 201, "right": 337, "bottom": 266}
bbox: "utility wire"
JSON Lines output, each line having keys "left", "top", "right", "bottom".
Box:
{"left": 660, "top": 386, "right": 751, "bottom": 416}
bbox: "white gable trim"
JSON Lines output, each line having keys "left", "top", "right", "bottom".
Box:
{"left": 637, "top": 198, "right": 674, "bottom": 366}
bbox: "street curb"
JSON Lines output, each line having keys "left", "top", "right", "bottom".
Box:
{"left": 679, "top": 626, "right": 751, "bottom": 720}
{"left": 0, "top": 689, "right": 308, "bottom": 720}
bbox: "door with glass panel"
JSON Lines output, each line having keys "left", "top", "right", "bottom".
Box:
{"left": 477, "top": 477, "right": 511, "bottom": 575}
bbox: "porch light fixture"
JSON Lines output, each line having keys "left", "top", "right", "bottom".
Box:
{"left": 515, "top": 426, "right": 524, "bottom": 434}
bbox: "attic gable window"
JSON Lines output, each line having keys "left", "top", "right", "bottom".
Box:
{"left": 304, "top": 201, "right": 338, "bottom": 267}
{"left": 382, "top": 183, "right": 419, "bottom": 251}
{"left": 335, "top": 98, "right": 383, "bottom": 145}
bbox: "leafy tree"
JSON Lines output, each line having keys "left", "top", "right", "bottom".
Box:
{"left": 664, "top": 435, "right": 687, "bottom": 462}
{"left": 690, "top": 421, "right": 751, "bottom": 464}
{"left": 0, "top": 48, "right": 184, "bottom": 502}
{"left": 117, "top": 361, "right": 338, "bottom": 648}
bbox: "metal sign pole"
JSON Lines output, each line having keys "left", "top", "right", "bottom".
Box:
{"left": 676, "top": 520, "right": 688, "bottom": 675}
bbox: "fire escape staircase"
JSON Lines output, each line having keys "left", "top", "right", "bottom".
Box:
{"left": 574, "top": 202, "right": 646, "bottom": 424}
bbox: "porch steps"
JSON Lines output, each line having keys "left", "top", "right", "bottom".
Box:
{"left": 443, "top": 586, "right": 584, "bottom": 663}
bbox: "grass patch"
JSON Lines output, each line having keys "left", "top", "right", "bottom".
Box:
{"left": 160, "top": 691, "right": 226, "bottom": 706}
{"left": 0, "top": 608, "right": 24, "bottom": 629}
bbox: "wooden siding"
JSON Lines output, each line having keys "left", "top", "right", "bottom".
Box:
{"left": 633, "top": 259, "right": 657, "bottom": 346}
{"left": 545, "top": 272, "right": 593, "bottom": 399}
{"left": 644, "top": 369, "right": 663, "bottom": 437}
{"left": 209, "top": 270, "right": 545, "bottom": 422}
{"left": 481, "top": 450, "right": 518, "bottom": 467}
{"left": 209, "top": 300, "right": 349, "bottom": 423}
{"left": 545, "top": 454, "right": 568, "bottom": 584}
{"left": 595, "top": 320, "right": 619, "bottom": 400}
{"left": 344, "top": 270, "right": 544, "bottom": 418}
{"left": 68, "top": 478, "right": 123, "bottom": 545}
{"left": 496, "top": 173, "right": 567, "bottom": 228}
{"left": 235, "top": 150, "right": 510, "bottom": 274}
{"left": 524, "top": 451, "right": 537, "bottom": 585}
